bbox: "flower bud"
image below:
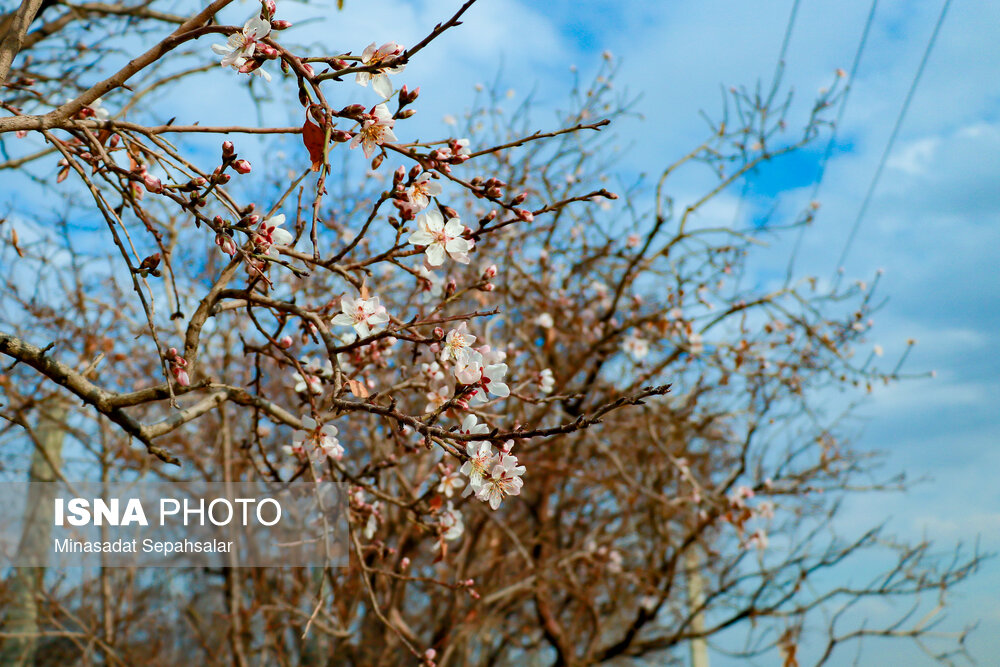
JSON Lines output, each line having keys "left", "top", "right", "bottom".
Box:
{"left": 233, "top": 159, "right": 252, "bottom": 174}
{"left": 279, "top": 335, "right": 293, "bottom": 349}
{"left": 482, "top": 282, "right": 495, "bottom": 292}
{"left": 433, "top": 327, "right": 444, "bottom": 339}
{"left": 370, "top": 154, "right": 384, "bottom": 170}
{"left": 142, "top": 172, "right": 163, "bottom": 194}
{"left": 511, "top": 192, "right": 527, "bottom": 205}
{"left": 483, "top": 264, "right": 497, "bottom": 278}
{"left": 222, "top": 141, "right": 235, "bottom": 159}
{"left": 516, "top": 208, "right": 534, "bottom": 222}
{"left": 271, "top": 19, "right": 292, "bottom": 30}
{"left": 301, "top": 62, "right": 315, "bottom": 77}
{"left": 340, "top": 104, "right": 366, "bottom": 117}
{"left": 397, "top": 108, "right": 416, "bottom": 119}
{"left": 393, "top": 166, "right": 405, "bottom": 184}
{"left": 331, "top": 129, "right": 352, "bottom": 142}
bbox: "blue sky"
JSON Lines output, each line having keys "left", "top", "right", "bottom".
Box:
{"left": 3, "top": 0, "right": 997, "bottom": 663}
{"left": 319, "top": 1, "right": 997, "bottom": 662}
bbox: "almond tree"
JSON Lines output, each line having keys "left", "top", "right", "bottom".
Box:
{"left": 0, "top": 1, "right": 982, "bottom": 665}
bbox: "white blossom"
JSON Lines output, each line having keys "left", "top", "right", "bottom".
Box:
{"left": 349, "top": 103, "right": 397, "bottom": 159}
{"left": 211, "top": 17, "right": 270, "bottom": 70}
{"left": 438, "top": 501, "right": 464, "bottom": 541}
{"left": 408, "top": 210, "right": 472, "bottom": 266}
{"left": 535, "top": 313, "right": 554, "bottom": 329}
{"left": 252, "top": 213, "right": 294, "bottom": 256}
{"left": 406, "top": 173, "right": 442, "bottom": 210}
{"left": 477, "top": 451, "right": 525, "bottom": 510}
{"left": 539, "top": 368, "right": 555, "bottom": 394}
{"left": 331, "top": 294, "right": 390, "bottom": 337}
{"left": 622, "top": 333, "right": 649, "bottom": 361}
{"left": 437, "top": 471, "right": 465, "bottom": 498}
{"left": 355, "top": 41, "right": 405, "bottom": 99}
{"left": 291, "top": 416, "right": 343, "bottom": 460}
{"left": 441, "top": 323, "right": 476, "bottom": 366}
{"left": 460, "top": 441, "right": 496, "bottom": 493}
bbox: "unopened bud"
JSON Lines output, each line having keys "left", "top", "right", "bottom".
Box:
{"left": 222, "top": 140, "right": 235, "bottom": 159}
{"left": 482, "top": 282, "right": 495, "bottom": 291}
{"left": 400, "top": 557, "right": 410, "bottom": 570}
{"left": 331, "top": 129, "right": 352, "bottom": 142}
{"left": 278, "top": 335, "right": 293, "bottom": 349}
{"left": 441, "top": 206, "right": 458, "bottom": 220}
{"left": 301, "top": 62, "right": 315, "bottom": 77}
{"left": 340, "top": 104, "right": 366, "bottom": 117}
{"left": 233, "top": 159, "right": 252, "bottom": 174}
{"left": 483, "top": 264, "right": 497, "bottom": 278}
{"left": 516, "top": 209, "right": 534, "bottom": 222}
{"left": 371, "top": 153, "right": 384, "bottom": 170}
{"left": 393, "top": 166, "right": 406, "bottom": 184}
{"left": 142, "top": 173, "right": 163, "bottom": 194}
{"left": 433, "top": 327, "right": 444, "bottom": 339}
{"left": 397, "top": 108, "right": 416, "bottom": 119}
{"left": 271, "top": 18, "right": 292, "bottom": 30}
{"left": 511, "top": 192, "right": 527, "bottom": 205}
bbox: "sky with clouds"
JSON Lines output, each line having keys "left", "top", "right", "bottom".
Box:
{"left": 4, "top": 0, "right": 997, "bottom": 663}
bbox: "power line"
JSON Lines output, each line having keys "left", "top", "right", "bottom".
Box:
{"left": 786, "top": 0, "right": 880, "bottom": 280}
{"left": 730, "top": 0, "right": 801, "bottom": 228}
{"left": 833, "top": 0, "right": 953, "bottom": 279}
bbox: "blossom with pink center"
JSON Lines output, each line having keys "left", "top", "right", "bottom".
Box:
{"left": 406, "top": 173, "right": 442, "bottom": 210}
{"left": 437, "top": 471, "right": 465, "bottom": 498}
{"left": 349, "top": 103, "right": 397, "bottom": 159}
{"left": 331, "top": 294, "right": 390, "bottom": 338}
{"left": 476, "top": 452, "right": 525, "bottom": 510}
{"left": 460, "top": 441, "right": 496, "bottom": 493}
{"left": 408, "top": 210, "right": 471, "bottom": 266}
{"left": 252, "top": 213, "right": 294, "bottom": 256}
{"left": 212, "top": 17, "right": 271, "bottom": 70}
{"left": 290, "top": 415, "right": 343, "bottom": 460}
{"left": 459, "top": 362, "right": 510, "bottom": 405}
{"left": 355, "top": 41, "right": 406, "bottom": 99}
{"left": 440, "top": 323, "right": 476, "bottom": 366}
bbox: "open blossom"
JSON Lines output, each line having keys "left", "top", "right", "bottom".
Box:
{"left": 350, "top": 103, "right": 397, "bottom": 159}
{"left": 331, "top": 294, "right": 390, "bottom": 337}
{"left": 437, "top": 471, "right": 465, "bottom": 498}
{"left": 252, "top": 213, "right": 294, "bottom": 255}
{"left": 408, "top": 210, "right": 472, "bottom": 266}
{"left": 460, "top": 441, "right": 496, "bottom": 493}
{"left": 355, "top": 41, "right": 405, "bottom": 98}
{"left": 424, "top": 382, "right": 450, "bottom": 413}
{"left": 439, "top": 501, "right": 464, "bottom": 541}
{"left": 406, "top": 173, "right": 443, "bottom": 210}
{"left": 289, "top": 416, "right": 343, "bottom": 460}
{"left": 441, "top": 323, "right": 476, "bottom": 366}
{"left": 477, "top": 451, "right": 525, "bottom": 510}
{"left": 459, "top": 361, "right": 510, "bottom": 405}
{"left": 623, "top": 333, "right": 650, "bottom": 361}
{"left": 212, "top": 17, "right": 270, "bottom": 70}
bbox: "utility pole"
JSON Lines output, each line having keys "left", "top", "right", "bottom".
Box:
{"left": 686, "top": 545, "right": 710, "bottom": 667}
